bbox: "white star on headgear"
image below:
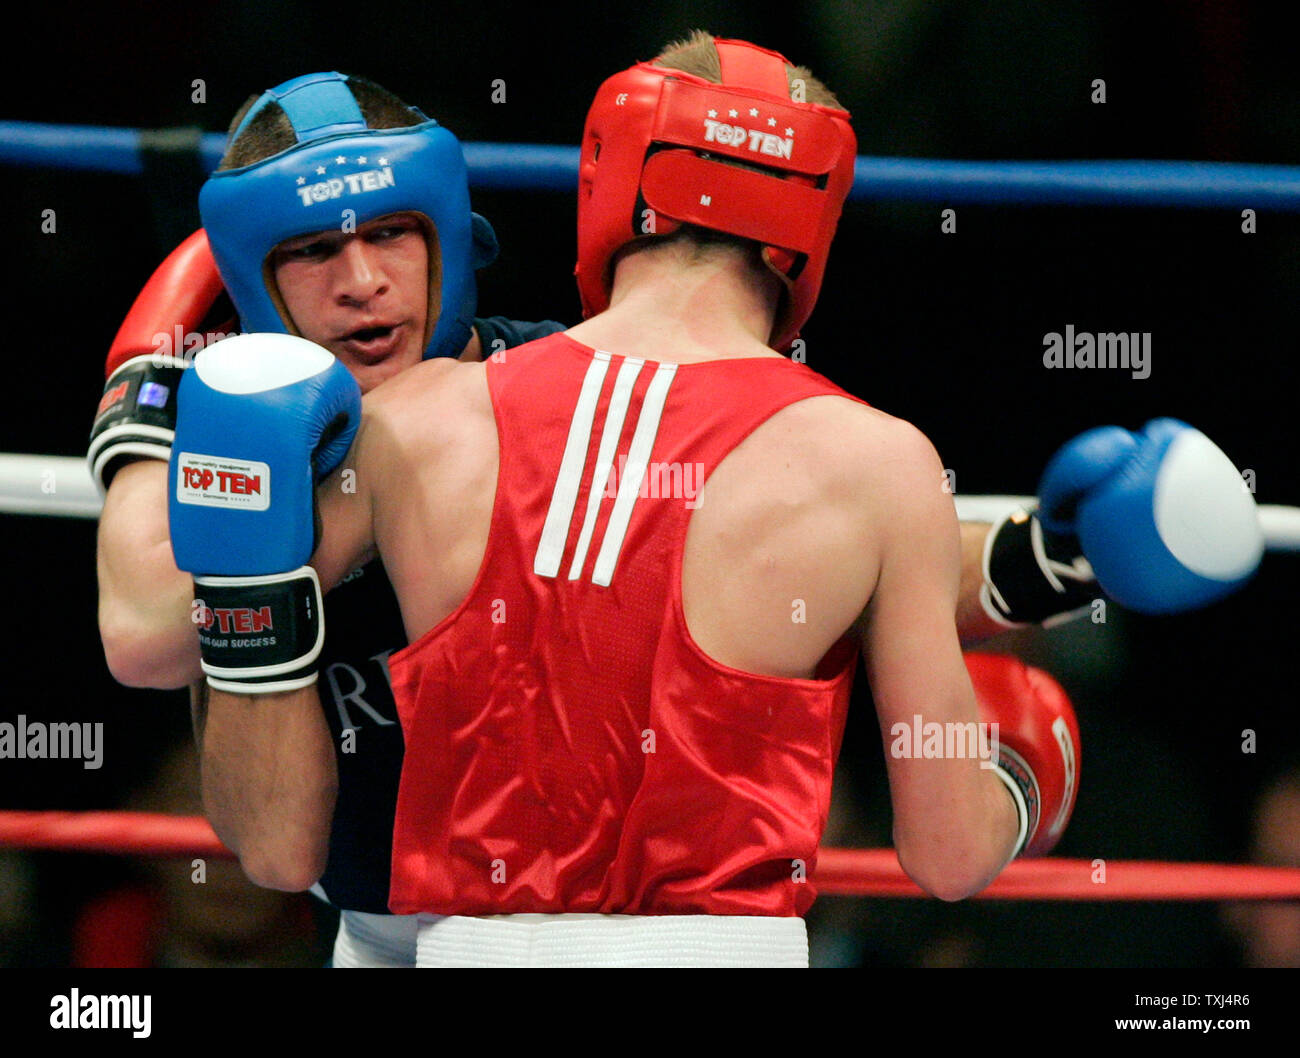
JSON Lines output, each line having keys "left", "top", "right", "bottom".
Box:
{"left": 357, "top": 156, "right": 367, "bottom": 164}
{"left": 378, "top": 157, "right": 388, "bottom": 166}
{"left": 749, "top": 108, "right": 758, "bottom": 117}
{"left": 767, "top": 117, "right": 777, "bottom": 127}
{"left": 785, "top": 128, "right": 795, "bottom": 137}
{"left": 336, "top": 155, "right": 347, "bottom": 165}
{"left": 296, "top": 176, "right": 306, "bottom": 185}
{"left": 707, "top": 109, "right": 717, "bottom": 118}
{"left": 728, "top": 109, "right": 738, "bottom": 118}
{"left": 315, "top": 166, "right": 326, "bottom": 175}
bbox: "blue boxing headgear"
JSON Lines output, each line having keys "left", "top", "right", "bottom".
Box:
{"left": 199, "top": 71, "right": 498, "bottom": 360}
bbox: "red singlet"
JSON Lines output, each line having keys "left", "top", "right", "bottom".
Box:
{"left": 388, "top": 333, "right": 861, "bottom": 917}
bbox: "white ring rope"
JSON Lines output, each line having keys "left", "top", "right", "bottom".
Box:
{"left": 0, "top": 454, "right": 103, "bottom": 517}
{"left": 3, "top": 455, "right": 1299, "bottom": 552}
{"left": 951, "top": 494, "right": 1300, "bottom": 553}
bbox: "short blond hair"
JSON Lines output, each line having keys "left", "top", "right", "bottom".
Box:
{"left": 653, "top": 29, "right": 842, "bottom": 109}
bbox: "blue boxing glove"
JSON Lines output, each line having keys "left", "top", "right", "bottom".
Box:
{"left": 981, "top": 419, "right": 1263, "bottom": 623}
{"left": 169, "top": 333, "right": 360, "bottom": 693}
{"left": 1036, "top": 418, "right": 1262, "bottom": 615}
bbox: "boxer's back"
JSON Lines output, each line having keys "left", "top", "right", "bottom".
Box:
{"left": 372, "top": 333, "right": 890, "bottom": 679}
{"left": 369, "top": 331, "right": 910, "bottom": 916}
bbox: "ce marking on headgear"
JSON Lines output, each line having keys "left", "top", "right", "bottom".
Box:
{"left": 615, "top": 93, "right": 628, "bottom": 105}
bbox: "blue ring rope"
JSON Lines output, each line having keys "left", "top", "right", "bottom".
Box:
{"left": 3, "top": 121, "right": 1299, "bottom": 209}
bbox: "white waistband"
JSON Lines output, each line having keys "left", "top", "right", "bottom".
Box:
{"left": 333, "top": 910, "right": 421, "bottom": 968}
{"left": 415, "top": 914, "right": 807, "bottom": 968}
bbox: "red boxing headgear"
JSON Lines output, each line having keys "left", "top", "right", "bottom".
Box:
{"left": 575, "top": 38, "right": 856, "bottom": 351}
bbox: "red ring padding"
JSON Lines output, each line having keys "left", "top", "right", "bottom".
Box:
{"left": 4, "top": 812, "right": 1300, "bottom": 901}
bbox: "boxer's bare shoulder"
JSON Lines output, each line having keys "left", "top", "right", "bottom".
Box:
{"left": 350, "top": 357, "right": 498, "bottom": 633}
{"left": 683, "top": 393, "right": 951, "bottom": 678}
{"left": 694, "top": 392, "right": 948, "bottom": 567}
{"left": 360, "top": 357, "right": 494, "bottom": 464}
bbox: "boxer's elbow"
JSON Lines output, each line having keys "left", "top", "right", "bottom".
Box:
{"left": 99, "top": 608, "right": 199, "bottom": 690}
{"left": 241, "top": 849, "right": 326, "bottom": 893}
{"left": 898, "top": 847, "right": 999, "bottom": 903}
{"left": 892, "top": 764, "right": 1019, "bottom": 901}
{"left": 231, "top": 796, "right": 336, "bottom": 894}
{"left": 101, "top": 632, "right": 196, "bottom": 690}
{"left": 238, "top": 831, "right": 331, "bottom": 893}
{"left": 894, "top": 808, "right": 1008, "bottom": 901}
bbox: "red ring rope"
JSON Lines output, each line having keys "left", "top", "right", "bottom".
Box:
{"left": 0, "top": 811, "right": 230, "bottom": 858}
{"left": 813, "top": 847, "right": 1300, "bottom": 900}
{"left": 3, "top": 811, "right": 1299, "bottom": 900}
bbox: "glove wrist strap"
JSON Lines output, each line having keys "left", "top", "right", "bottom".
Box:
{"left": 88, "top": 354, "right": 189, "bottom": 493}
{"left": 981, "top": 507, "right": 1098, "bottom": 627}
{"left": 192, "top": 566, "right": 324, "bottom": 694}
{"left": 990, "top": 756, "right": 1034, "bottom": 860}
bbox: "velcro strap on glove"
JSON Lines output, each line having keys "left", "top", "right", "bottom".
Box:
{"left": 980, "top": 506, "right": 1098, "bottom": 627}
{"left": 88, "top": 354, "right": 188, "bottom": 492}
{"left": 192, "top": 566, "right": 324, "bottom": 693}
{"left": 989, "top": 750, "right": 1037, "bottom": 860}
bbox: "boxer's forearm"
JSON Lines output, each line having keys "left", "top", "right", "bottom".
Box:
{"left": 96, "top": 460, "right": 202, "bottom": 688}
{"left": 956, "top": 521, "right": 1008, "bottom": 645}
{"left": 200, "top": 682, "right": 336, "bottom": 892}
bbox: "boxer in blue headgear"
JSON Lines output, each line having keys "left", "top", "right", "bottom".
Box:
{"left": 94, "top": 70, "right": 566, "bottom": 968}
{"left": 200, "top": 71, "right": 499, "bottom": 367}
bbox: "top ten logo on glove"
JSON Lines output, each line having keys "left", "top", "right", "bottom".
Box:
{"left": 176, "top": 453, "right": 271, "bottom": 510}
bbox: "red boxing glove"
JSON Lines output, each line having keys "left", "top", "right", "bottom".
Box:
{"left": 963, "top": 652, "right": 1081, "bottom": 858}
{"left": 88, "top": 230, "right": 231, "bottom": 491}
{"left": 104, "top": 228, "right": 227, "bottom": 377}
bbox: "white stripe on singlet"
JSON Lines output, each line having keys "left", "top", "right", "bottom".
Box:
{"left": 534, "top": 352, "right": 612, "bottom": 578}
{"left": 591, "top": 361, "right": 677, "bottom": 587}
{"left": 568, "top": 355, "right": 645, "bottom": 580}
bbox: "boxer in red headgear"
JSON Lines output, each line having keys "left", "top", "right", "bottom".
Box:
{"left": 573, "top": 36, "right": 856, "bottom": 352}
{"left": 175, "top": 32, "right": 1079, "bottom": 967}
